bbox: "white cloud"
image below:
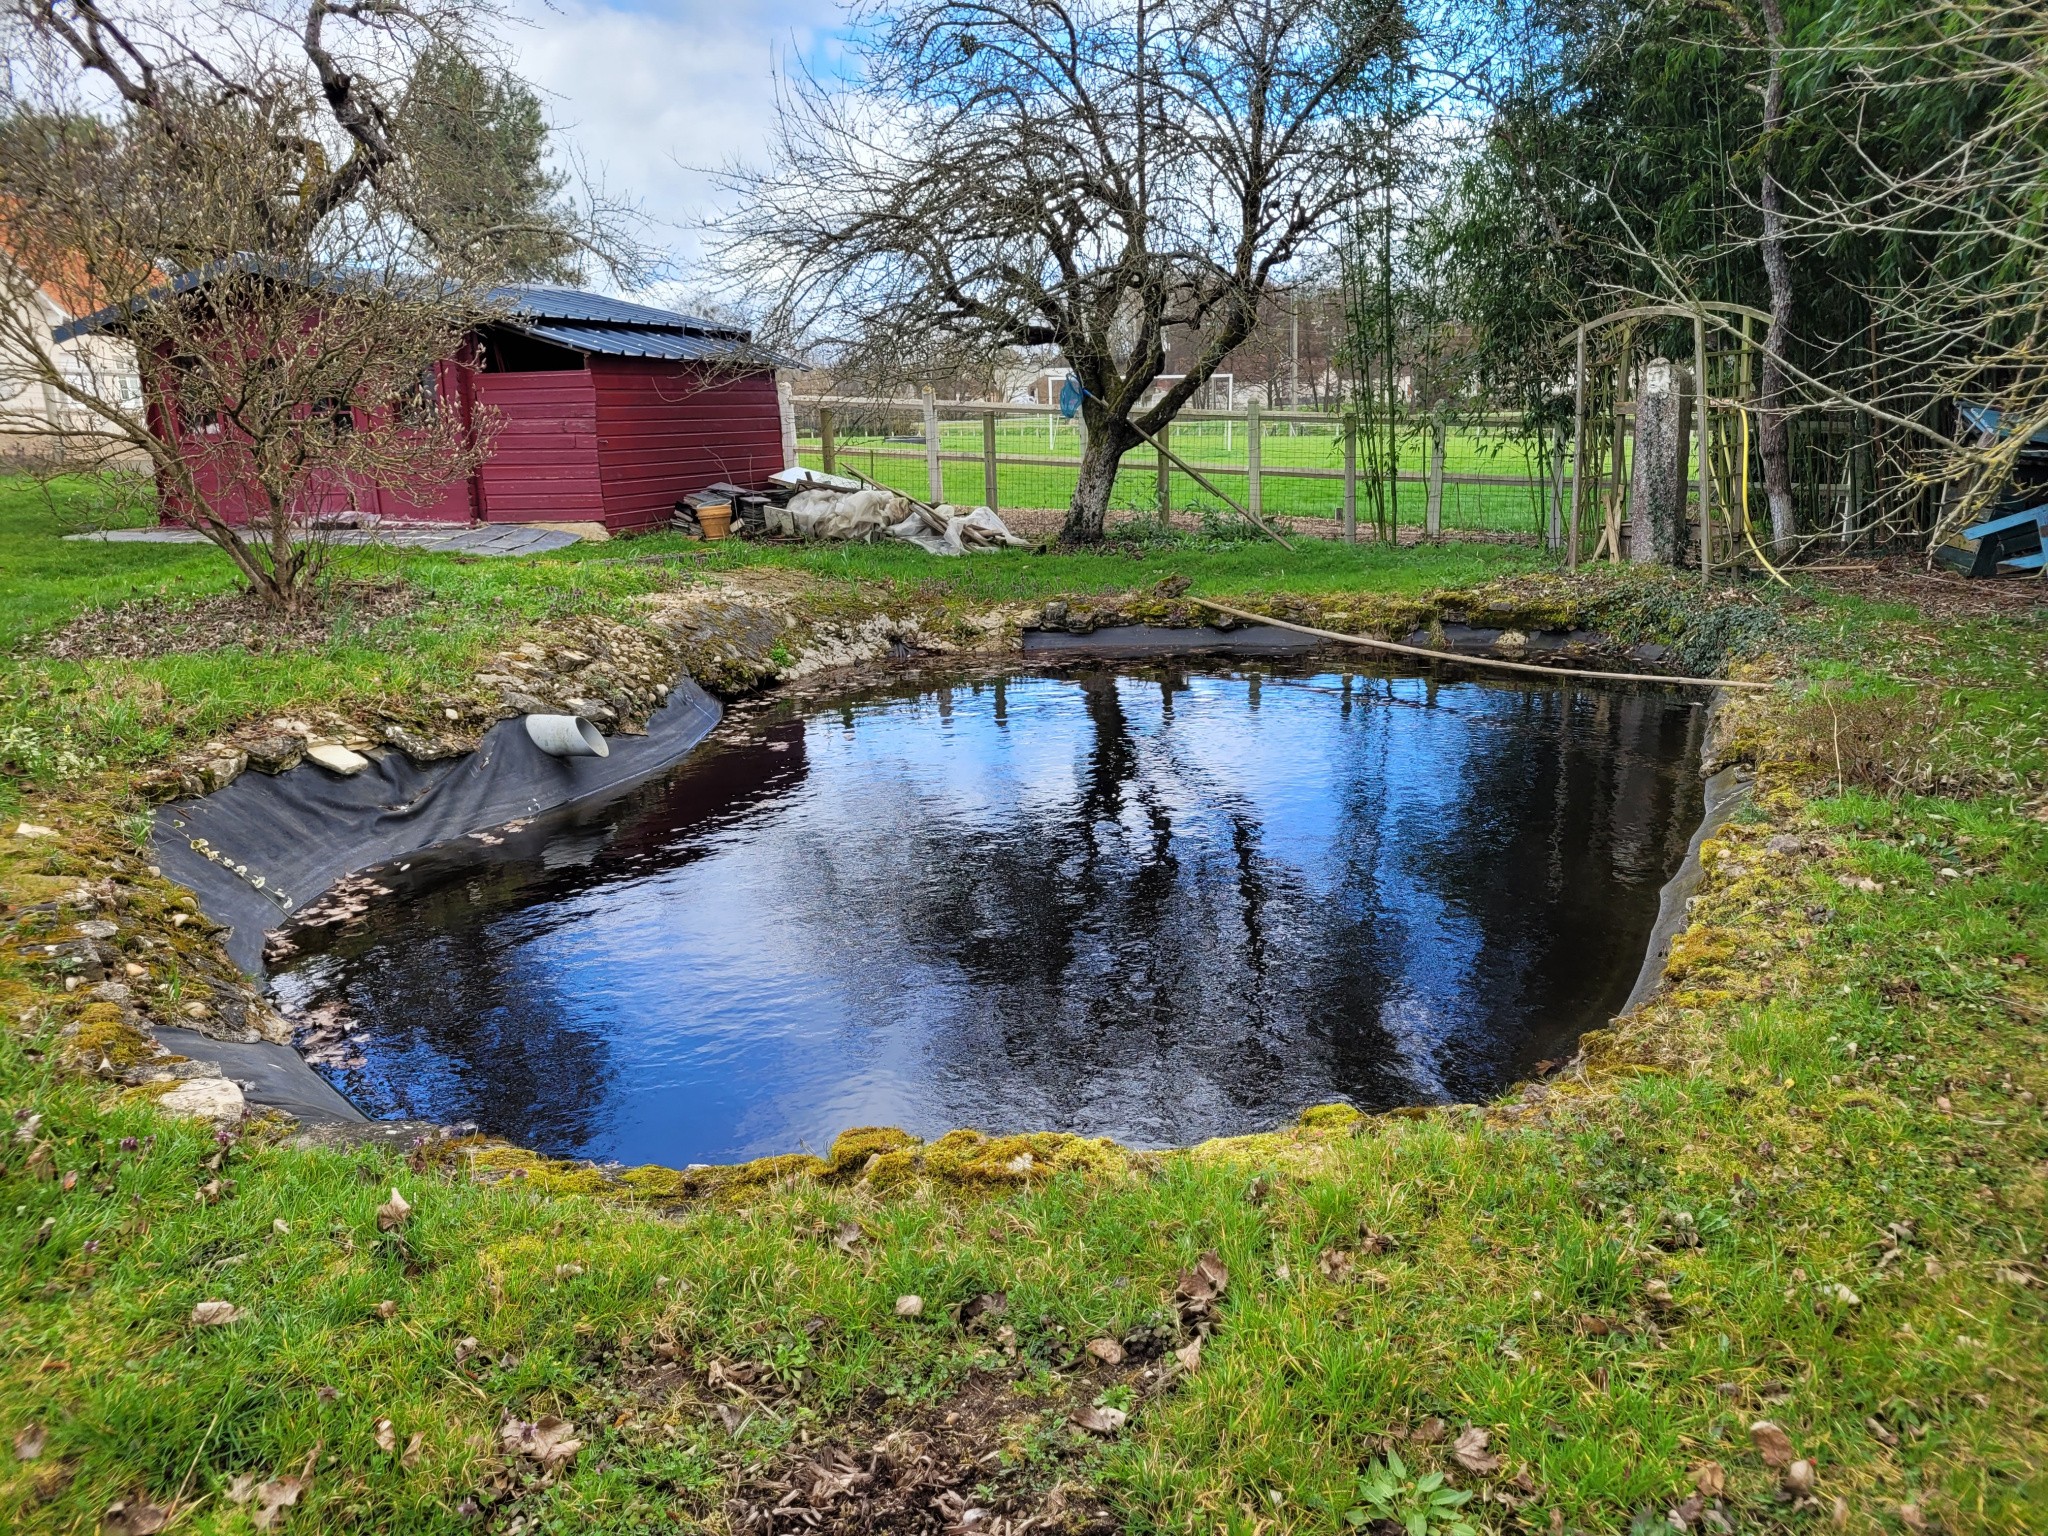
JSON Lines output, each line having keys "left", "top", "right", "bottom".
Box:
{"left": 505, "top": 0, "right": 850, "bottom": 286}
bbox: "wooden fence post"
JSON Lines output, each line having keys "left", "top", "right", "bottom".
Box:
{"left": 1246, "top": 398, "right": 1263, "bottom": 526}
{"left": 819, "top": 406, "right": 836, "bottom": 476}
{"left": 1694, "top": 312, "right": 1711, "bottom": 579}
{"left": 922, "top": 388, "right": 943, "bottom": 504}
{"left": 1425, "top": 409, "right": 1446, "bottom": 540}
{"left": 1156, "top": 422, "right": 1171, "bottom": 527}
{"left": 982, "top": 411, "right": 999, "bottom": 513}
{"left": 1547, "top": 426, "right": 1565, "bottom": 551}
{"left": 1341, "top": 407, "right": 1358, "bottom": 543}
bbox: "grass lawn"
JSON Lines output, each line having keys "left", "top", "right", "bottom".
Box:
{"left": 2, "top": 473, "right": 2045, "bottom": 1533}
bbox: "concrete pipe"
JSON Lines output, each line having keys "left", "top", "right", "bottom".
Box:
{"left": 524, "top": 714, "right": 610, "bottom": 759}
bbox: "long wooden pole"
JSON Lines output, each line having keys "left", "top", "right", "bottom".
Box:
{"left": 1696, "top": 311, "right": 1712, "bottom": 580}
{"left": 1568, "top": 325, "right": 1586, "bottom": 570}
{"left": 1187, "top": 598, "right": 1770, "bottom": 690}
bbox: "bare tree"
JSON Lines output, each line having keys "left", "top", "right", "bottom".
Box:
{"left": 0, "top": 0, "right": 640, "bottom": 609}
{"left": 715, "top": 0, "right": 1403, "bottom": 543}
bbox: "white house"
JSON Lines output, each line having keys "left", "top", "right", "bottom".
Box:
{"left": 0, "top": 240, "right": 144, "bottom": 462}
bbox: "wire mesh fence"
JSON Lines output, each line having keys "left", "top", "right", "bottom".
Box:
{"left": 791, "top": 396, "right": 1567, "bottom": 542}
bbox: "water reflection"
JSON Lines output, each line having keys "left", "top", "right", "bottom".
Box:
{"left": 271, "top": 658, "right": 1705, "bottom": 1165}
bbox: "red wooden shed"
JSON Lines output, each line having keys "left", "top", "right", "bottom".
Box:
{"left": 58, "top": 276, "right": 796, "bottom": 535}
{"left": 451, "top": 286, "right": 794, "bottom": 532}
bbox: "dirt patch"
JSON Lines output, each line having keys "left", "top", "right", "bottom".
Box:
{"left": 726, "top": 1367, "right": 1131, "bottom": 1536}
{"left": 1796, "top": 555, "right": 2047, "bottom": 620}
{"left": 39, "top": 581, "right": 419, "bottom": 661}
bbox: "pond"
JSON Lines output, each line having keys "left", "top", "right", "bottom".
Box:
{"left": 269, "top": 656, "right": 1707, "bottom": 1167}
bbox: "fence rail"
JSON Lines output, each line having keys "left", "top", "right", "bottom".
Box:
{"left": 791, "top": 394, "right": 1569, "bottom": 541}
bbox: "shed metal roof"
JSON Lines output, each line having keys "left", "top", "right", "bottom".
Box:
{"left": 510, "top": 318, "right": 792, "bottom": 367}
{"left": 488, "top": 284, "right": 736, "bottom": 335}
{"left": 55, "top": 262, "right": 801, "bottom": 368}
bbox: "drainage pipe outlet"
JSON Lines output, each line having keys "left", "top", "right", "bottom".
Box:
{"left": 525, "top": 713, "right": 610, "bottom": 758}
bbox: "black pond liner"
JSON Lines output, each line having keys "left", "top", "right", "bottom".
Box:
{"left": 241, "top": 643, "right": 1712, "bottom": 1164}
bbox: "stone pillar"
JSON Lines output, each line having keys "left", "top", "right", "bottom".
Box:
{"left": 777, "top": 376, "right": 799, "bottom": 471}
{"left": 1629, "top": 357, "right": 1693, "bottom": 565}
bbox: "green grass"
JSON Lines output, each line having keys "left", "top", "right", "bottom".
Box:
{"left": 2, "top": 472, "right": 2046, "bottom": 1532}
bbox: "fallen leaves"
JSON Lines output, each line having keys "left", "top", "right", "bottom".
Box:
{"left": 251, "top": 1476, "right": 304, "bottom": 1529}
{"left": 1175, "top": 1250, "right": 1228, "bottom": 1326}
{"left": 190, "top": 1300, "right": 241, "bottom": 1327}
{"left": 374, "top": 1187, "right": 411, "bottom": 1233}
{"left": 1085, "top": 1337, "right": 1125, "bottom": 1366}
{"left": 894, "top": 1293, "right": 924, "bottom": 1318}
{"left": 101, "top": 1499, "right": 169, "bottom": 1534}
{"left": 500, "top": 1415, "right": 582, "bottom": 1471}
{"left": 1173, "top": 1337, "right": 1202, "bottom": 1373}
{"left": 14, "top": 1422, "right": 46, "bottom": 1460}
{"left": 1750, "top": 1420, "right": 1796, "bottom": 1468}
{"left": 1452, "top": 1426, "right": 1501, "bottom": 1475}
{"left": 1689, "top": 1460, "right": 1725, "bottom": 1498}
{"left": 374, "top": 1419, "right": 397, "bottom": 1454}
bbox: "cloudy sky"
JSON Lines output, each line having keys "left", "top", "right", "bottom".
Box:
{"left": 505, "top": 0, "right": 854, "bottom": 290}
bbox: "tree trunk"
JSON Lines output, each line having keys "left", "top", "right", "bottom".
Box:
{"left": 1061, "top": 420, "right": 1135, "bottom": 543}
{"left": 1757, "top": 0, "right": 1798, "bottom": 556}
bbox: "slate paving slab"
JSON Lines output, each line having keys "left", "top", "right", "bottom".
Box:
{"left": 66, "top": 524, "right": 583, "bottom": 556}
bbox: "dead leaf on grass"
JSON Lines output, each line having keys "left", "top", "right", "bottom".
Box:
{"left": 1409, "top": 1417, "right": 1447, "bottom": 1445}
{"left": 401, "top": 1432, "right": 425, "bottom": 1470}
{"left": 1072, "top": 1405, "right": 1127, "bottom": 1436}
{"left": 1174, "top": 1337, "right": 1202, "bottom": 1373}
{"left": 894, "top": 1293, "right": 924, "bottom": 1318}
{"left": 374, "top": 1188, "right": 411, "bottom": 1232}
{"left": 1316, "top": 1248, "right": 1355, "bottom": 1283}
{"left": 1750, "top": 1420, "right": 1796, "bottom": 1468}
{"left": 1452, "top": 1426, "right": 1501, "bottom": 1475}
{"left": 374, "top": 1300, "right": 398, "bottom": 1321}
{"left": 831, "top": 1221, "right": 863, "bottom": 1253}
{"left": 227, "top": 1474, "right": 256, "bottom": 1504}
{"left": 102, "top": 1499, "right": 169, "bottom": 1535}
{"left": 1784, "top": 1459, "right": 1818, "bottom": 1497}
{"left": 1689, "top": 1460, "right": 1726, "bottom": 1497}
{"left": 1085, "top": 1337, "right": 1125, "bottom": 1366}
{"left": 500, "top": 1415, "right": 581, "bottom": 1470}
{"left": 453, "top": 1336, "right": 480, "bottom": 1366}
{"left": 14, "top": 1422, "right": 46, "bottom": 1460}
{"left": 190, "top": 1300, "right": 240, "bottom": 1327}
{"left": 374, "top": 1419, "right": 396, "bottom": 1454}
{"left": 1897, "top": 1502, "right": 1927, "bottom": 1532}
{"left": 252, "top": 1475, "right": 304, "bottom": 1529}
{"left": 1175, "top": 1250, "right": 1228, "bottom": 1312}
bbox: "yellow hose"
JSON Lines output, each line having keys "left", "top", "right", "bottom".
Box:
{"left": 1736, "top": 403, "right": 1796, "bottom": 590}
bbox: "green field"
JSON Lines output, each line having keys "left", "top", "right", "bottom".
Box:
{"left": 798, "top": 414, "right": 1563, "bottom": 534}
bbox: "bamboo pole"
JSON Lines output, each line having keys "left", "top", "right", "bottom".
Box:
{"left": 1156, "top": 421, "right": 1171, "bottom": 528}
{"left": 819, "top": 406, "right": 836, "bottom": 476}
{"left": 1187, "top": 598, "right": 1771, "bottom": 690}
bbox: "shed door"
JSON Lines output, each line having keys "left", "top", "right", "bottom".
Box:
{"left": 474, "top": 369, "right": 604, "bottom": 524}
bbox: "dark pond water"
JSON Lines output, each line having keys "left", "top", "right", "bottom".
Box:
{"left": 270, "top": 657, "right": 1706, "bottom": 1166}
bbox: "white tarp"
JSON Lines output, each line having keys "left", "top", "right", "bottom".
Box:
{"left": 780, "top": 486, "right": 1028, "bottom": 555}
